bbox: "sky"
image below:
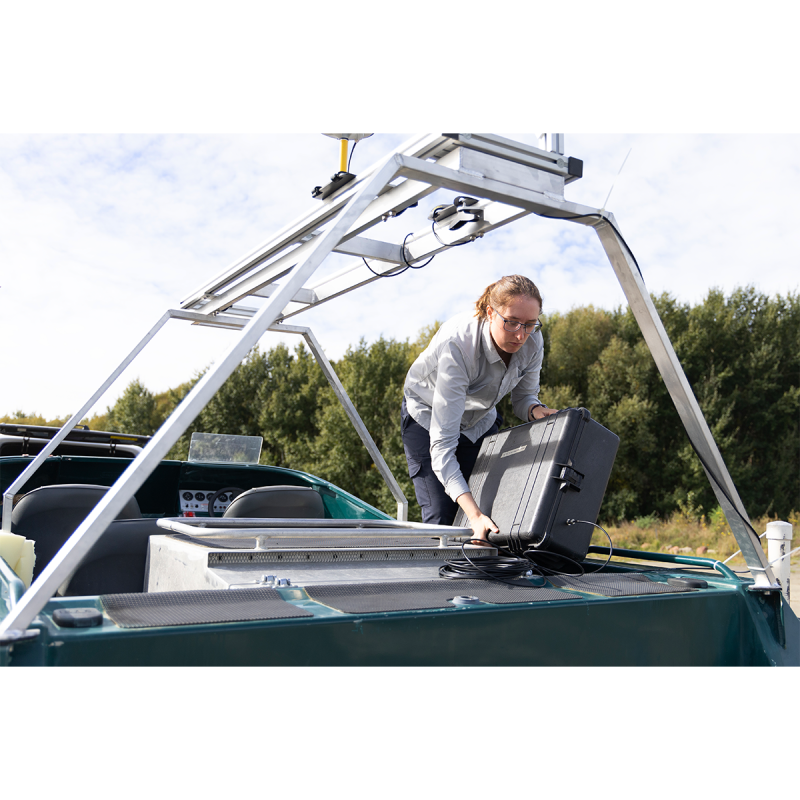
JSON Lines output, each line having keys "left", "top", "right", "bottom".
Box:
{"left": 1, "top": 131, "right": 798, "bottom": 420}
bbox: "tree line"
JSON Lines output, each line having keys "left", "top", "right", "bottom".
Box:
{"left": 6, "top": 287, "right": 798, "bottom": 523}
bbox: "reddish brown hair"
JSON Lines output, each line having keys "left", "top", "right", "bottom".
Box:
{"left": 475, "top": 275, "right": 542, "bottom": 320}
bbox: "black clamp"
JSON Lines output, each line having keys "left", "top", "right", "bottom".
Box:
{"left": 429, "top": 196, "right": 484, "bottom": 230}
{"left": 312, "top": 171, "right": 356, "bottom": 200}
{"left": 555, "top": 464, "right": 583, "bottom": 491}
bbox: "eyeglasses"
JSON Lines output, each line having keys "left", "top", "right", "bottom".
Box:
{"left": 492, "top": 309, "right": 541, "bottom": 335}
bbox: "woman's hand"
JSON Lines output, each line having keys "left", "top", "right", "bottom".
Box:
{"left": 455, "top": 491, "right": 498, "bottom": 544}
{"left": 467, "top": 513, "right": 499, "bottom": 545}
{"left": 529, "top": 404, "right": 559, "bottom": 421}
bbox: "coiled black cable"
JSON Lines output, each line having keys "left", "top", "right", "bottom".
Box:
{"left": 439, "top": 539, "right": 546, "bottom": 587}
{"left": 443, "top": 519, "right": 616, "bottom": 587}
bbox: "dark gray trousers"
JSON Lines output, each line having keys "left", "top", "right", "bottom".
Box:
{"left": 401, "top": 399, "right": 500, "bottom": 526}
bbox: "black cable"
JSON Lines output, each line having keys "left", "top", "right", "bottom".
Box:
{"left": 400, "top": 231, "right": 436, "bottom": 269}
{"left": 539, "top": 211, "right": 764, "bottom": 568}
{"left": 522, "top": 548, "right": 587, "bottom": 577}
{"left": 536, "top": 211, "right": 644, "bottom": 282}
{"left": 564, "top": 519, "right": 613, "bottom": 573}
{"left": 361, "top": 257, "right": 408, "bottom": 279}
{"left": 440, "top": 521, "right": 616, "bottom": 588}
{"left": 362, "top": 198, "right": 485, "bottom": 280}
{"left": 578, "top": 210, "right": 766, "bottom": 551}
{"left": 439, "top": 539, "right": 546, "bottom": 587}
{"left": 361, "top": 231, "right": 435, "bottom": 278}
{"left": 430, "top": 218, "right": 474, "bottom": 249}
{"left": 347, "top": 138, "right": 357, "bottom": 172}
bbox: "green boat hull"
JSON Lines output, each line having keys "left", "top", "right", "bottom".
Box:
{"left": 4, "top": 575, "right": 796, "bottom": 667}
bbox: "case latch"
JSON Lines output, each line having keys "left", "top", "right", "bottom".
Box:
{"left": 555, "top": 464, "right": 583, "bottom": 491}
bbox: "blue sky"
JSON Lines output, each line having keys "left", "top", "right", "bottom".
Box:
{"left": 1, "top": 132, "right": 799, "bottom": 419}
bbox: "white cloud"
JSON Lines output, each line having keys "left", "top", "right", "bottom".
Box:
{"left": 1, "top": 133, "right": 798, "bottom": 420}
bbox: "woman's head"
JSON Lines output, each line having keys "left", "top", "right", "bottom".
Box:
{"left": 475, "top": 275, "right": 542, "bottom": 320}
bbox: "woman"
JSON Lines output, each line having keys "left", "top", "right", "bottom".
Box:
{"left": 401, "top": 274, "right": 559, "bottom": 542}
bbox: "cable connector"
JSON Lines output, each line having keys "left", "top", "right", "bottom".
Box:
{"left": 566, "top": 518, "right": 577, "bottom": 525}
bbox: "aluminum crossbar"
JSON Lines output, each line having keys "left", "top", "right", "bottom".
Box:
{"left": 592, "top": 216, "right": 777, "bottom": 588}
{"left": 0, "top": 152, "right": 404, "bottom": 635}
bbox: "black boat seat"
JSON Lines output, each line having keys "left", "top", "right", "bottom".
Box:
{"left": 10, "top": 484, "right": 141, "bottom": 583}
{"left": 59, "top": 517, "right": 161, "bottom": 596}
{"left": 223, "top": 485, "right": 325, "bottom": 519}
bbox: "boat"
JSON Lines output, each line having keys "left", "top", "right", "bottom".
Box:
{"left": 1, "top": 133, "right": 797, "bottom": 666}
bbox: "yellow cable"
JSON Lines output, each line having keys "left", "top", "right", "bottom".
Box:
{"left": 340, "top": 138, "right": 348, "bottom": 172}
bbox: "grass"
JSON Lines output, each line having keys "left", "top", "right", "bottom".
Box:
{"left": 592, "top": 509, "right": 800, "bottom": 570}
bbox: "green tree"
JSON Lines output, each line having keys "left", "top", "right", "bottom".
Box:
{"left": 21, "top": 290, "right": 794, "bottom": 524}
{"left": 302, "top": 336, "right": 420, "bottom": 518}
{"left": 671, "top": 287, "right": 800, "bottom": 518}
{"left": 106, "top": 379, "right": 161, "bottom": 435}
{"left": 544, "top": 305, "right": 615, "bottom": 404}
{"left": 258, "top": 343, "right": 327, "bottom": 467}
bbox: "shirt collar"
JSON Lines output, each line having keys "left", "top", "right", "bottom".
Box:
{"left": 480, "top": 316, "right": 504, "bottom": 364}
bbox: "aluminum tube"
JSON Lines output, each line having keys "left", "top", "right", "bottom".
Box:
{"left": 1, "top": 311, "right": 173, "bottom": 531}
{"left": 270, "top": 322, "right": 409, "bottom": 521}
{"left": 156, "top": 516, "right": 468, "bottom": 532}
{"left": 302, "top": 327, "right": 409, "bottom": 522}
{"left": 592, "top": 217, "right": 777, "bottom": 588}
{"left": 587, "top": 545, "right": 739, "bottom": 581}
{"left": 155, "top": 519, "right": 465, "bottom": 538}
{"left": 0, "top": 153, "right": 404, "bottom": 637}
{"left": 394, "top": 154, "right": 600, "bottom": 219}
{"left": 180, "top": 134, "right": 446, "bottom": 309}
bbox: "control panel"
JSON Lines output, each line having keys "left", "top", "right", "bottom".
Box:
{"left": 179, "top": 489, "right": 236, "bottom": 517}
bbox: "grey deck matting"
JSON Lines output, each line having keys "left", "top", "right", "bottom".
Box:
{"left": 102, "top": 587, "right": 314, "bottom": 629}
{"left": 304, "top": 578, "right": 577, "bottom": 613}
{"left": 548, "top": 573, "right": 696, "bottom": 597}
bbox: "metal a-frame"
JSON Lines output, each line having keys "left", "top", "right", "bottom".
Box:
{"left": 0, "top": 133, "right": 779, "bottom": 637}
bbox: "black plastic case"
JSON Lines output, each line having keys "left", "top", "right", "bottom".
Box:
{"left": 453, "top": 408, "right": 619, "bottom": 561}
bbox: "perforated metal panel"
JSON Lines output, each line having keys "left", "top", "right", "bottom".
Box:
{"left": 208, "top": 548, "right": 488, "bottom": 565}
{"left": 102, "top": 587, "right": 314, "bottom": 628}
{"left": 304, "top": 578, "right": 577, "bottom": 613}
{"left": 548, "top": 573, "right": 696, "bottom": 597}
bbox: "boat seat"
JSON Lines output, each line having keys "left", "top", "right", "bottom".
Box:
{"left": 59, "top": 517, "right": 161, "bottom": 596}
{"left": 223, "top": 485, "right": 325, "bottom": 519}
{"left": 10, "top": 484, "right": 141, "bottom": 583}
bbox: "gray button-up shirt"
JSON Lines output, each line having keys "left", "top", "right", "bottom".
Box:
{"left": 403, "top": 311, "right": 544, "bottom": 501}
